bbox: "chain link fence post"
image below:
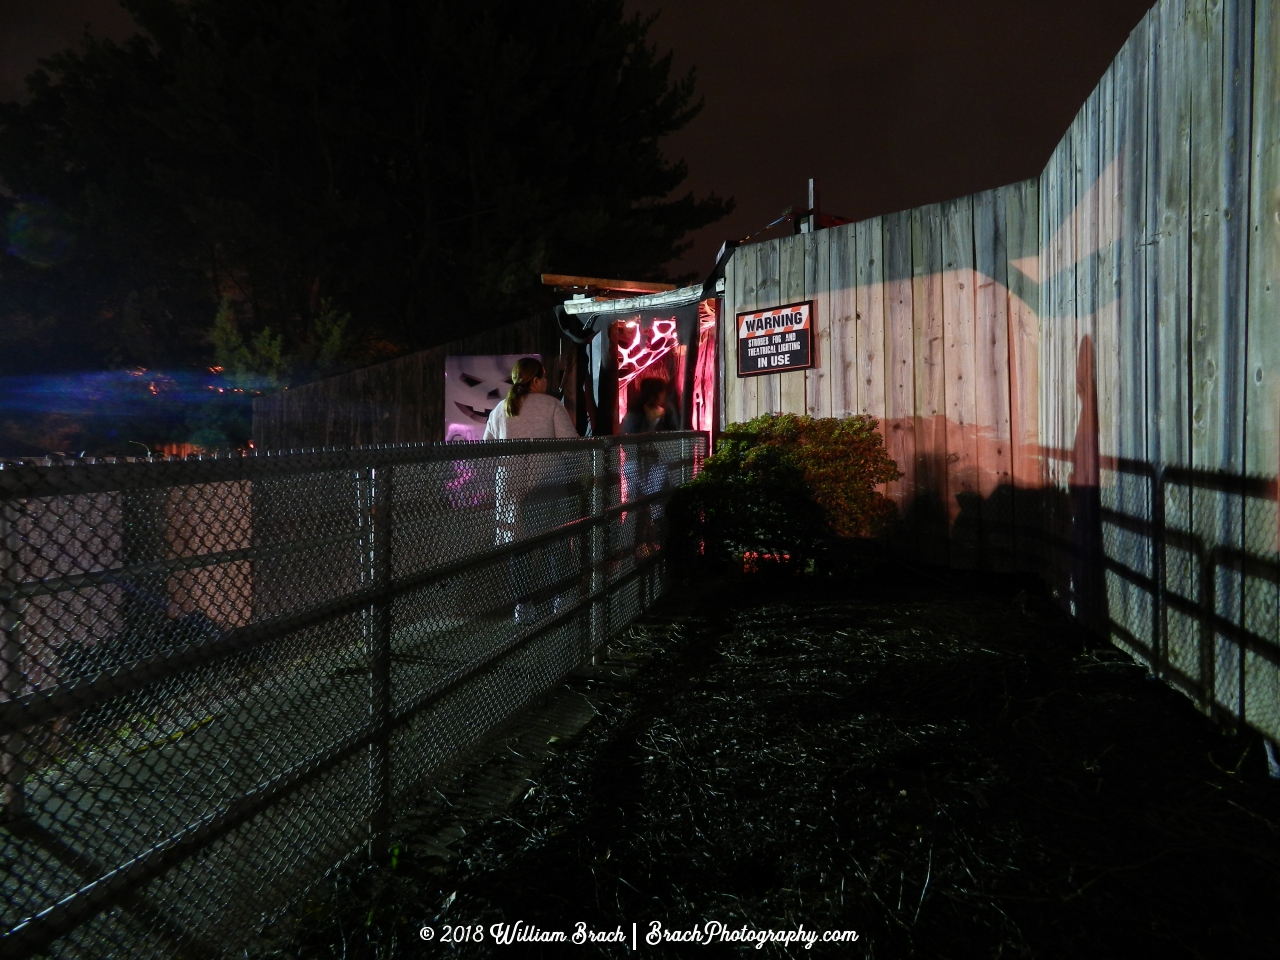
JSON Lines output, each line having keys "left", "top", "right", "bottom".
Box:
{"left": 588, "top": 442, "right": 606, "bottom": 663}
{"left": 2, "top": 500, "right": 25, "bottom": 821}
{"left": 365, "top": 465, "right": 393, "bottom": 858}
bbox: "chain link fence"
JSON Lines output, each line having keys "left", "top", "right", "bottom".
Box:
{"left": 1095, "top": 460, "right": 1280, "bottom": 746}
{"left": 0, "top": 432, "right": 705, "bottom": 958}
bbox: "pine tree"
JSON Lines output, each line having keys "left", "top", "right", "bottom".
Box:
{"left": 0, "top": 0, "right": 731, "bottom": 378}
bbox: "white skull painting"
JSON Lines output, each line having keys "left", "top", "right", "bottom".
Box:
{"left": 444, "top": 354, "right": 538, "bottom": 442}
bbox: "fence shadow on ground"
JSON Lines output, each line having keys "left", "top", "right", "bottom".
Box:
{"left": 896, "top": 458, "right": 1280, "bottom": 748}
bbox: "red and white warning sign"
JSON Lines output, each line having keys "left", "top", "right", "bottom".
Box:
{"left": 736, "top": 300, "right": 813, "bottom": 377}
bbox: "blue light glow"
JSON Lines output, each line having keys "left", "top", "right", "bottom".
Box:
{"left": 0, "top": 368, "right": 269, "bottom": 454}
{"left": 5, "top": 199, "right": 74, "bottom": 268}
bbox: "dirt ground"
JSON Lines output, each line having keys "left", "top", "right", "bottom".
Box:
{"left": 258, "top": 556, "right": 1280, "bottom": 959}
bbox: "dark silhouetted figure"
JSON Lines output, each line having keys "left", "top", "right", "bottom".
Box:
{"left": 1070, "top": 335, "right": 1106, "bottom": 634}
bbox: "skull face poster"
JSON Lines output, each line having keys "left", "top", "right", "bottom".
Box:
{"left": 444, "top": 355, "right": 537, "bottom": 442}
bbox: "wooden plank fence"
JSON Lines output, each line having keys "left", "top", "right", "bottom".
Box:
{"left": 724, "top": 183, "right": 1042, "bottom": 569}
{"left": 720, "top": 0, "right": 1280, "bottom": 744}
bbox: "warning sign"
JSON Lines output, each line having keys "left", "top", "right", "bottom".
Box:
{"left": 736, "top": 300, "right": 813, "bottom": 377}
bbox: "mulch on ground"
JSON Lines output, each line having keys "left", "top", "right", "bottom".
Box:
{"left": 262, "top": 557, "right": 1280, "bottom": 959}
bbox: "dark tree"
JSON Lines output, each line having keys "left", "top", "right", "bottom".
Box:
{"left": 0, "top": 0, "right": 730, "bottom": 379}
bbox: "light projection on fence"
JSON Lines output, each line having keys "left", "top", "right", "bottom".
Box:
{"left": 444, "top": 354, "right": 537, "bottom": 442}
{"left": 716, "top": 0, "right": 1280, "bottom": 751}
{"left": 736, "top": 300, "right": 813, "bottom": 376}
{"left": 613, "top": 316, "right": 679, "bottom": 425}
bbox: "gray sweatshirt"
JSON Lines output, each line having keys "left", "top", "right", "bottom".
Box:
{"left": 483, "top": 393, "right": 577, "bottom": 440}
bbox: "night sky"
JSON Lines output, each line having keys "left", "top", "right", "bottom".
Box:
{"left": 2, "top": 0, "right": 1157, "bottom": 278}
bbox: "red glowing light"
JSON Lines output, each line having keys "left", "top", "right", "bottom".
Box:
{"left": 159, "top": 442, "right": 203, "bottom": 458}
{"left": 742, "top": 551, "right": 793, "bottom": 574}
{"left": 615, "top": 317, "right": 678, "bottom": 422}
{"left": 692, "top": 299, "right": 718, "bottom": 433}
{"left": 616, "top": 318, "right": 677, "bottom": 386}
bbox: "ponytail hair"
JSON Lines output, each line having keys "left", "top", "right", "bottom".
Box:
{"left": 504, "top": 357, "right": 545, "bottom": 417}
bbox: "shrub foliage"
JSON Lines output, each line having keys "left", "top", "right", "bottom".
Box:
{"left": 671, "top": 413, "right": 902, "bottom": 569}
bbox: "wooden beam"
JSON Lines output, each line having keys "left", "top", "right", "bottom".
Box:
{"left": 540, "top": 274, "right": 676, "bottom": 294}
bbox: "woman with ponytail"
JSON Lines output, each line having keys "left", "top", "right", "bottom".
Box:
{"left": 482, "top": 357, "right": 576, "bottom": 440}
{"left": 482, "top": 356, "right": 578, "bottom": 623}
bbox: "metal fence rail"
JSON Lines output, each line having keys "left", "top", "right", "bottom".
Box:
{"left": 1034, "top": 448, "right": 1280, "bottom": 748}
{"left": 0, "top": 432, "right": 705, "bottom": 958}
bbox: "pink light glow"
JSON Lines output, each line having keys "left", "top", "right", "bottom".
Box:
{"left": 692, "top": 298, "right": 718, "bottom": 433}
{"left": 615, "top": 317, "right": 677, "bottom": 423}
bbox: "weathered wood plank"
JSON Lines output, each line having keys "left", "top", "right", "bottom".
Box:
{"left": 778, "top": 235, "right": 808, "bottom": 415}
{"left": 1039, "top": 141, "right": 1059, "bottom": 498}
{"left": 853, "top": 216, "right": 890, "bottom": 503}
{"left": 1062, "top": 107, "right": 1087, "bottom": 614}
{"left": 1190, "top": 0, "right": 1228, "bottom": 478}
{"left": 1002, "top": 178, "right": 1041, "bottom": 571}
{"left": 854, "top": 217, "right": 875, "bottom": 416}
{"left": 1094, "top": 65, "right": 1120, "bottom": 465}
{"left": 1143, "top": 11, "right": 1164, "bottom": 671}
{"left": 1095, "top": 52, "right": 1129, "bottom": 648}
{"left": 742, "top": 240, "right": 768, "bottom": 419}
{"left": 828, "top": 224, "right": 856, "bottom": 419}
{"left": 1153, "top": 0, "right": 1199, "bottom": 690}
{"left": 1070, "top": 85, "right": 1105, "bottom": 629}
{"left": 1057, "top": 113, "right": 1079, "bottom": 602}
{"left": 1095, "top": 62, "right": 1121, "bottom": 474}
{"left": 1109, "top": 11, "right": 1155, "bottom": 665}
{"left": 860, "top": 217, "right": 888, "bottom": 423}
{"left": 1076, "top": 85, "right": 1101, "bottom": 402}
{"left": 852, "top": 218, "right": 872, "bottom": 416}
{"left": 1040, "top": 132, "right": 1058, "bottom": 520}
{"left": 726, "top": 245, "right": 749, "bottom": 424}
{"left": 883, "top": 209, "right": 918, "bottom": 555}
{"left": 1219, "top": 0, "right": 1252, "bottom": 474}
{"left": 1156, "top": 0, "right": 1194, "bottom": 465}
{"left": 727, "top": 249, "right": 747, "bottom": 427}
{"left": 805, "top": 228, "right": 833, "bottom": 417}
{"left": 1063, "top": 105, "right": 1085, "bottom": 614}
{"left": 1188, "top": 0, "right": 1244, "bottom": 713}
{"left": 974, "top": 187, "right": 1016, "bottom": 570}
{"left": 913, "top": 203, "right": 949, "bottom": 565}
{"left": 1040, "top": 121, "right": 1073, "bottom": 598}
{"left": 1216, "top": 0, "right": 1253, "bottom": 721}
{"left": 756, "top": 238, "right": 783, "bottom": 416}
{"left": 942, "top": 195, "right": 981, "bottom": 569}
{"left": 1243, "top": 0, "right": 1280, "bottom": 740}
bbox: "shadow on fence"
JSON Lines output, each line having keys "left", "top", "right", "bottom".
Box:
{"left": 895, "top": 456, "right": 1280, "bottom": 749}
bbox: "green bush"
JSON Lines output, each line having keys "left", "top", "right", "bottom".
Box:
{"left": 670, "top": 413, "right": 902, "bottom": 572}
